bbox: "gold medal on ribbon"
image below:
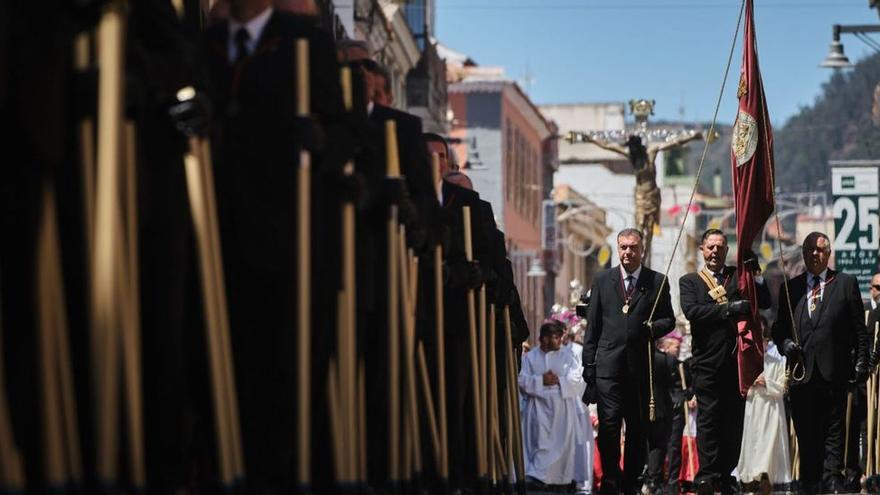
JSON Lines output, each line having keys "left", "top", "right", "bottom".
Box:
{"left": 622, "top": 304, "right": 629, "bottom": 314}
{"left": 809, "top": 303, "right": 816, "bottom": 313}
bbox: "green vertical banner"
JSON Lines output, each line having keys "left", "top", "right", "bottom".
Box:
{"left": 832, "top": 165, "right": 880, "bottom": 301}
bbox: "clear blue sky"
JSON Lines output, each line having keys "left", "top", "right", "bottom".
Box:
{"left": 436, "top": 0, "right": 880, "bottom": 127}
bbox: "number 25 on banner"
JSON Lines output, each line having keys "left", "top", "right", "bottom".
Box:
{"left": 834, "top": 195, "right": 879, "bottom": 251}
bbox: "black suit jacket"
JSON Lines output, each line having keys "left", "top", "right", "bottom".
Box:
{"left": 439, "top": 180, "right": 489, "bottom": 338}
{"left": 679, "top": 266, "right": 771, "bottom": 373}
{"left": 204, "top": 11, "right": 344, "bottom": 272}
{"left": 773, "top": 270, "right": 868, "bottom": 386}
{"left": 584, "top": 265, "right": 676, "bottom": 378}
{"left": 368, "top": 104, "right": 438, "bottom": 252}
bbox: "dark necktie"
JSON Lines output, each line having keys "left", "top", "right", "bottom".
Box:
{"left": 625, "top": 275, "right": 636, "bottom": 298}
{"left": 714, "top": 271, "right": 724, "bottom": 285}
{"left": 234, "top": 27, "right": 250, "bottom": 63}
{"left": 811, "top": 275, "right": 822, "bottom": 316}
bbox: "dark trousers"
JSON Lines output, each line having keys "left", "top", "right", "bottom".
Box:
{"left": 790, "top": 375, "right": 847, "bottom": 488}
{"left": 693, "top": 360, "right": 744, "bottom": 486}
{"left": 597, "top": 375, "right": 647, "bottom": 492}
{"left": 225, "top": 253, "right": 298, "bottom": 495}
{"left": 646, "top": 413, "right": 672, "bottom": 485}
{"left": 667, "top": 400, "right": 686, "bottom": 486}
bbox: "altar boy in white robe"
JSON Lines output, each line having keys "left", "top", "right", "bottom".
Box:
{"left": 735, "top": 322, "right": 791, "bottom": 488}
{"left": 520, "top": 320, "right": 587, "bottom": 487}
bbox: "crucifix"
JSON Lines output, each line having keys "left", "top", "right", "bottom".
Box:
{"left": 565, "top": 99, "right": 704, "bottom": 264}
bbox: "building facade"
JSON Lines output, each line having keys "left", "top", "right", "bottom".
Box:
{"left": 448, "top": 80, "right": 557, "bottom": 342}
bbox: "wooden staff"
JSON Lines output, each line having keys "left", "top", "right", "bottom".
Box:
{"left": 463, "top": 207, "right": 487, "bottom": 480}
{"left": 790, "top": 419, "right": 799, "bottom": 481}
{"left": 0, "top": 283, "right": 25, "bottom": 491}
{"left": 399, "top": 236, "right": 422, "bottom": 484}
{"left": 37, "top": 188, "right": 68, "bottom": 488}
{"left": 358, "top": 360, "right": 368, "bottom": 483}
{"left": 93, "top": 2, "right": 125, "bottom": 483}
{"left": 74, "top": 33, "right": 96, "bottom": 261}
{"left": 416, "top": 343, "right": 442, "bottom": 467}
{"left": 199, "top": 138, "right": 245, "bottom": 480}
{"left": 182, "top": 147, "right": 235, "bottom": 483}
{"left": 294, "top": 38, "right": 312, "bottom": 489}
{"left": 120, "top": 121, "right": 146, "bottom": 490}
{"left": 430, "top": 152, "right": 449, "bottom": 480}
{"left": 487, "top": 304, "right": 498, "bottom": 484}
{"left": 386, "top": 120, "right": 402, "bottom": 487}
{"left": 503, "top": 307, "right": 525, "bottom": 491}
{"left": 337, "top": 65, "right": 358, "bottom": 485}
{"left": 327, "top": 361, "right": 344, "bottom": 479}
{"left": 479, "top": 286, "right": 488, "bottom": 466}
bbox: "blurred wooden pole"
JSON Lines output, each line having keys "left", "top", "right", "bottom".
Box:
{"left": 487, "top": 304, "right": 496, "bottom": 484}
{"left": 358, "top": 360, "right": 368, "bottom": 482}
{"left": 36, "top": 187, "right": 67, "bottom": 488}
{"left": 74, "top": 33, "right": 96, "bottom": 262}
{"left": 385, "top": 120, "right": 401, "bottom": 486}
{"left": 183, "top": 142, "right": 234, "bottom": 484}
{"left": 430, "top": 153, "right": 449, "bottom": 479}
{"left": 503, "top": 307, "right": 524, "bottom": 484}
{"left": 478, "top": 286, "right": 487, "bottom": 473}
{"left": 0, "top": 282, "right": 25, "bottom": 490}
{"left": 295, "top": 38, "right": 312, "bottom": 489}
{"left": 463, "top": 207, "right": 487, "bottom": 478}
{"left": 120, "top": 121, "right": 146, "bottom": 489}
{"left": 416, "top": 343, "right": 442, "bottom": 468}
{"left": 197, "top": 138, "right": 244, "bottom": 479}
{"left": 93, "top": 2, "right": 125, "bottom": 483}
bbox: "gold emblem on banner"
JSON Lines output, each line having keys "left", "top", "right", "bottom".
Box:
{"left": 737, "top": 73, "right": 748, "bottom": 99}
{"left": 732, "top": 110, "right": 758, "bottom": 167}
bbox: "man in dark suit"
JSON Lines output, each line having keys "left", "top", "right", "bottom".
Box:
{"left": 584, "top": 228, "right": 676, "bottom": 494}
{"left": 679, "top": 229, "right": 770, "bottom": 494}
{"left": 204, "top": 1, "right": 345, "bottom": 492}
{"left": 773, "top": 232, "right": 869, "bottom": 494}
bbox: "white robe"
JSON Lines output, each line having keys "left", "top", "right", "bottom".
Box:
{"left": 519, "top": 344, "right": 586, "bottom": 485}
{"left": 735, "top": 342, "right": 791, "bottom": 484}
{"left": 569, "top": 343, "right": 595, "bottom": 493}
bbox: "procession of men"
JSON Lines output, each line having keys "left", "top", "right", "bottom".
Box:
{"left": 4, "top": 0, "right": 880, "bottom": 495}
{"left": 561, "top": 228, "right": 874, "bottom": 495}
{"left": 1, "top": 0, "right": 534, "bottom": 494}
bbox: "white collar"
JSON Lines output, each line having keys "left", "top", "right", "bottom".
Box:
{"left": 228, "top": 7, "right": 274, "bottom": 51}
{"left": 620, "top": 264, "right": 642, "bottom": 281}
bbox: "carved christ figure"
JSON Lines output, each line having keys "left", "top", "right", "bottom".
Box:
{"left": 581, "top": 131, "right": 703, "bottom": 262}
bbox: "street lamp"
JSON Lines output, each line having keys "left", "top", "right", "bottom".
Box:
{"left": 820, "top": 24, "right": 880, "bottom": 69}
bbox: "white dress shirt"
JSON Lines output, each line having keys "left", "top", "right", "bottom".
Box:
{"left": 620, "top": 264, "right": 642, "bottom": 294}
{"left": 806, "top": 268, "right": 828, "bottom": 316}
{"left": 227, "top": 7, "right": 274, "bottom": 61}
